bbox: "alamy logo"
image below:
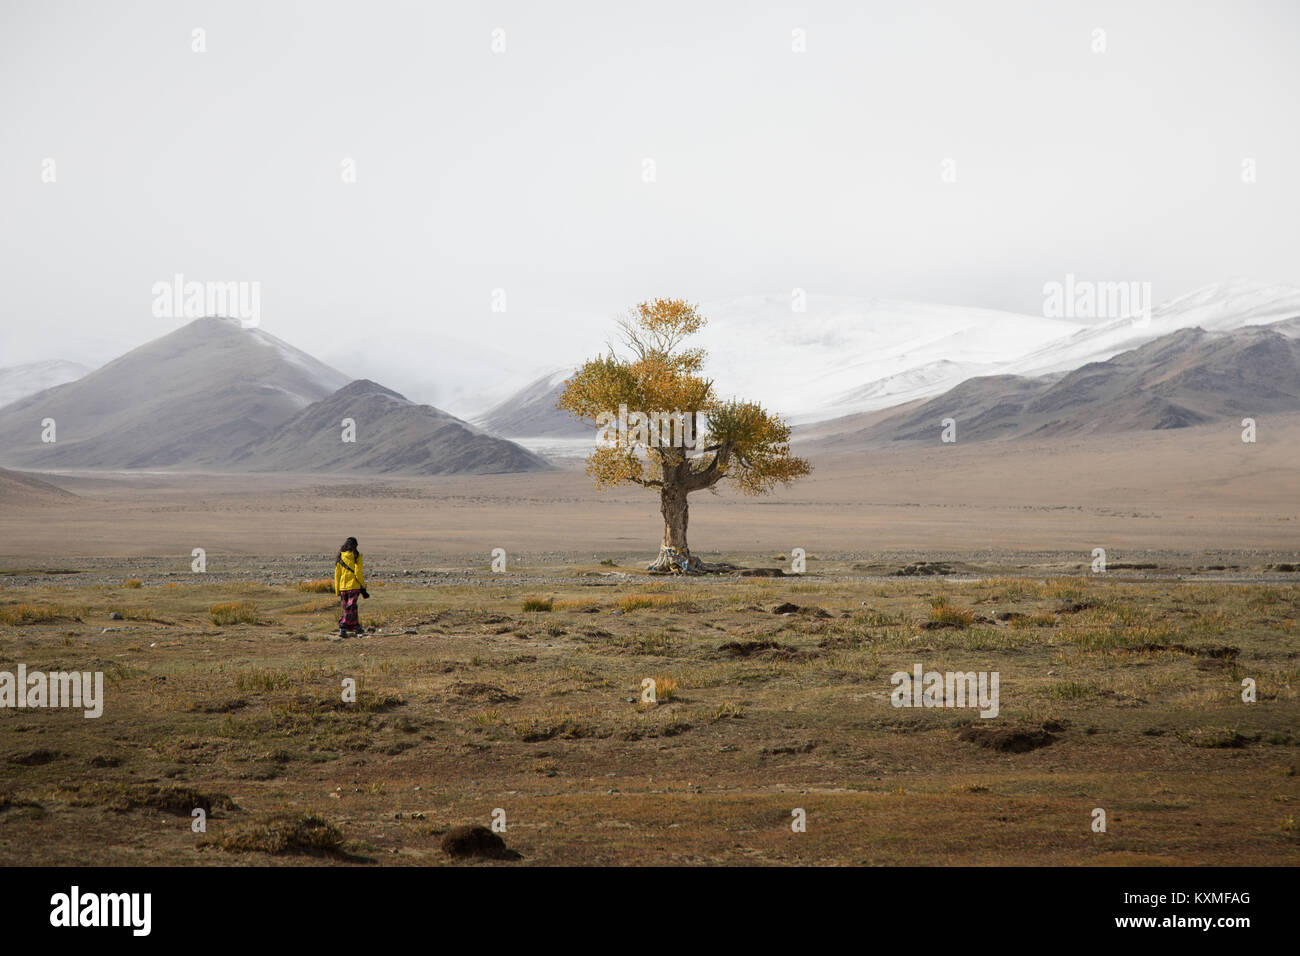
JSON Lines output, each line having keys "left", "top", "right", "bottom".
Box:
{"left": 50, "top": 886, "right": 151, "bottom": 936}
{"left": 1042, "top": 273, "right": 1151, "bottom": 325}
{"left": 890, "top": 663, "right": 999, "bottom": 718}
{"left": 151, "top": 272, "right": 261, "bottom": 328}
{"left": 595, "top": 404, "right": 698, "bottom": 449}
{"left": 0, "top": 665, "right": 103, "bottom": 718}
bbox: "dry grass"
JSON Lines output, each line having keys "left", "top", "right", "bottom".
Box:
{"left": 1009, "top": 612, "right": 1057, "bottom": 628}
{"left": 1, "top": 570, "right": 1297, "bottom": 866}
{"left": 652, "top": 675, "right": 679, "bottom": 701}
{"left": 284, "top": 598, "right": 336, "bottom": 614}
{"left": 0, "top": 604, "right": 68, "bottom": 625}
{"left": 928, "top": 598, "right": 976, "bottom": 628}
{"left": 617, "top": 594, "right": 675, "bottom": 612}
{"left": 59, "top": 782, "right": 236, "bottom": 815}
{"left": 553, "top": 599, "right": 598, "bottom": 611}
{"left": 297, "top": 580, "right": 334, "bottom": 593}
{"left": 198, "top": 813, "right": 343, "bottom": 855}
{"left": 521, "top": 598, "right": 553, "bottom": 612}
{"left": 209, "top": 601, "right": 260, "bottom": 626}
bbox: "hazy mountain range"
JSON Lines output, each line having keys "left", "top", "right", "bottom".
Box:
{"left": 218, "top": 379, "right": 548, "bottom": 475}
{"left": 0, "top": 318, "right": 547, "bottom": 475}
{"left": 1, "top": 279, "right": 1297, "bottom": 474}
{"left": 476, "top": 279, "right": 1300, "bottom": 447}
{"left": 801, "top": 318, "right": 1300, "bottom": 449}
{"left": 0, "top": 360, "right": 91, "bottom": 409}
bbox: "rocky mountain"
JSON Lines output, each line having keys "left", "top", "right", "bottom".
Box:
{"left": 0, "top": 318, "right": 545, "bottom": 475}
{"left": 473, "top": 369, "right": 586, "bottom": 438}
{"left": 219, "top": 379, "right": 550, "bottom": 475}
{"left": 0, "top": 317, "right": 350, "bottom": 470}
{"left": 800, "top": 319, "right": 1300, "bottom": 448}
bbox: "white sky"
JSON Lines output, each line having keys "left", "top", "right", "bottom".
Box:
{"left": 2, "top": 0, "right": 1297, "bottom": 412}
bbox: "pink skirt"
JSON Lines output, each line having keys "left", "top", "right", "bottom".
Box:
{"left": 338, "top": 589, "right": 361, "bottom": 632}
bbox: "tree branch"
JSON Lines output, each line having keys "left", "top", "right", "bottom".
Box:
{"left": 683, "top": 444, "right": 731, "bottom": 492}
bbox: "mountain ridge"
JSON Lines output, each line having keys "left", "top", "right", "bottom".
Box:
{"left": 219, "top": 378, "right": 551, "bottom": 475}
{"left": 0, "top": 319, "right": 546, "bottom": 475}
{"left": 797, "top": 320, "right": 1300, "bottom": 449}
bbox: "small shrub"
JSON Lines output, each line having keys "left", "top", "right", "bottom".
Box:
{"left": 123, "top": 579, "right": 143, "bottom": 589}
{"left": 522, "top": 598, "right": 553, "bottom": 613}
{"left": 297, "top": 580, "right": 334, "bottom": 593}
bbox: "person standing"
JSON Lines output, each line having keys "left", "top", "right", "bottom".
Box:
{"left": 333, "top": 536, "right": 369, "bottom": 637}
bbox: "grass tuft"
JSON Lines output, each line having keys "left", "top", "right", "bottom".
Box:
{"left": 0, "top": 604, "right": 69, "bottom": 625}
{"left": 209, "top": 602, "right": 260, "bottom": 626}
{"left": 198, "top": 813, "right": 343, "bottom": 855}
{"left": 928, "top": 600, "right": 975, "bottom": 628}
{"left": 617, "top": 594, "right": 674, "bottom": 612}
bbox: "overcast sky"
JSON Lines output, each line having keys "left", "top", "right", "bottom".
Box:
{"left": 2, "top": 0, "right": 1298, "bottom": 410}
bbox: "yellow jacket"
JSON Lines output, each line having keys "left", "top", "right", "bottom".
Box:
{"left": 334, "top": 551, "right": 365, "bottom": 593}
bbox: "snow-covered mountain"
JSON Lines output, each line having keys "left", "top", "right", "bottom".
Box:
{"left": 470, "top": 296, "right": 1086, "bottom": 447}
{"left": 802, "top": 318, "right": 1300, "bottom": 449}
{"left": 474, "top": 368, "right": 581, "bottom": 438}
{"left": 0, "top": 360, "right": 91, "bottom": 410}
{"left": 1003, "top": 278, "right": 1300, "bottom": 379}
{"left": 695, "top": 295, "right": 1084, "bottom": 423}
{"left": 471, "top": 280, "right": 1300, "bottom": 450}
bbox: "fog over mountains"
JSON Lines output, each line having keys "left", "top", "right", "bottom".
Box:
{"left": 0, "top": 318, "right": 546, "bottom": 475}
{"left": 475, "top": 369, "right": 583, "bottom": 439}
{"left": 220, "top": 379, "right": 549, "bottom": 475}
{"left": 802, "top": 318, "right": 1300, "bottom": 449}
{"left": 476, "top": 280, "right": 1300, "bottom": 448}
{"left": 0, "top": 318, "right": 348, "bottom": 469}
{"left": 0, "top": 360, "right": 91, "bottom": 410}
{"left": 1, "top": 279, "right": 1297, "bottom": 474}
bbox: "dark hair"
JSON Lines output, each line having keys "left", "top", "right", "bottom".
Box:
{"left": 337, "top": 537, "right": 360, "bottom": 562}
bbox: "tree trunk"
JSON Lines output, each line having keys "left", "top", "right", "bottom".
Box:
{"left": 649, "top": 481, "right": 701, "bottom": 572}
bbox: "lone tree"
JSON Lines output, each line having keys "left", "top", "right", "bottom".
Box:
{"left": 557, "top": 298, "right": 811, "bottom": 572}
